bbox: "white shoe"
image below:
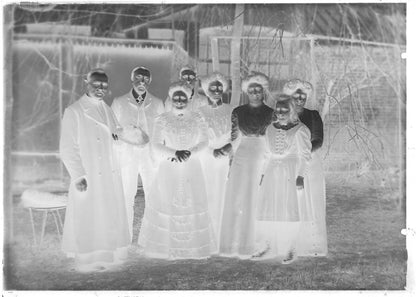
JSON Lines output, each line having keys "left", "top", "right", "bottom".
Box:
{"left": 75, "top": 263, "right": 107, "bottom": 273}
{"left": 282, "top": 249, "right": 297, "bottom": 265}
{"left": 251, "top": 244, "right": 270, "bottom": 260}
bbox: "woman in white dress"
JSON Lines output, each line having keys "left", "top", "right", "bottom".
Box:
{"left": 138, "top": 81, "right": 216, "bottom": 260}
{"left": 255, "top": 94, "right": 312, "bottom": 264}
{"left": 199, "top": 72, "right": 234, "bottom": 246}
{"left": 219, "top": 72, "right": 274, "bottom": 259}
{"left": 283, "top": 79, "right": 328, "bottom": 257}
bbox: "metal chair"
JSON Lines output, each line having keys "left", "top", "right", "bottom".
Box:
{"left": 21, "top": 189, "right": 68, "bottom": 245}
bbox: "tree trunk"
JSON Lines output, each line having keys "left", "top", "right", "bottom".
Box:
{"left": 230, "top": 4, "right": 245, "bottom": 106}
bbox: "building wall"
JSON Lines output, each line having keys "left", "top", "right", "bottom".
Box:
{"left": 11, "top": 36, "right": 188, "bottom": 191}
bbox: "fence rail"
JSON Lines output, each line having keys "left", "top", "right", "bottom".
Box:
{"left": 14, "top": 33, "right": 181, "bottom": 48}
{"left": 11, "top": 151, "right": 60, "bottom": 157}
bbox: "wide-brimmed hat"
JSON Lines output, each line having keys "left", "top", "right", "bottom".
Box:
{"left": 283, "top": 79, "right": 313, "bottom": 98}
{"left": 168, "top": 81, "right": 193, "bottom": 99}
{"left": 200, "top": 72, "right": 229, "bottom": 95}
{"left": 241, "top": 72, "right": 270, "bottom": 93}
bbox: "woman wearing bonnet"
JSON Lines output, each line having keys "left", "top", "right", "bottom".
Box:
{"left": 254, "top": 94, "right": 312, "bottom": 264}
{"left": 198, "top": 72, "right": 234, "bottom": 247}
{"left": 138, "top": 81, "right": 216, "bottom": 260}
{"left": 283, "top": 79, "right": 328, "bottom": 257}
{"left": 218, "top": 71, "right": 274, "bottom": 259}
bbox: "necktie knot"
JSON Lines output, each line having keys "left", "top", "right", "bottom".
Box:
{"left": 136, "top": 98, "right": 144, "bottom": 105}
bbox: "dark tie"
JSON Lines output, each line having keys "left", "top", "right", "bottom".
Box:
{"left": 136, "top": 97, "right": 144, "bottom": 105}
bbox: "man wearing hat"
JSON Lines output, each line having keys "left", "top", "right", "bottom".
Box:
{"left": 111, "top": 66, "right": 165, "bottom": 244}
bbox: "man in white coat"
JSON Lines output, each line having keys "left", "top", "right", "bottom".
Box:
{"left": 111, "top": 66, "right": 165, "bottom": 243}
{"left": 59, "top": 69, "right": 130, "bottom": 272}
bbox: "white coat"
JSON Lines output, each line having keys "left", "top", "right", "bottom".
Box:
{"left": 59, "top": 95, "right": 130, "bottom": 263}
{"left": 111, "top": 90, "right": 165, "bottom": 237}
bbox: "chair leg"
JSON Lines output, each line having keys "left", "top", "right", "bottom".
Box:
{"left": 51, "top": 211, "right": 62, "bottom": 239}
{"left": 56, "top": 209, "right": 64, "bottom": 232}
{"left": 28, "top": 208, "right": 37, "bottom": 246}
{"left": 40, "top": 210, "right": 48, "bottom": 245}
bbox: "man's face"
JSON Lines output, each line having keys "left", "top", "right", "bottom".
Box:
{"left": 132, "top": 68, "right": 151, "bottom": 94}
{"left": 180, "top": 69, "right": 196, "bottom": 87}
{"left": 86, "top": 73, "right": 109, "bottom": 99}
{"left": 274, "top": 103, "right": 291, "bottom": 125}
{"left": 247, "top": 83, "right": 264, "bottom": 105}
{"left": 171, "top": 90, "right": 189, "bottom": 110}
{"left": 292, "top": 89, "right": 307, "bottom": 112}
{"left": 208, "top": 80, "right": 223, "bottom": 102}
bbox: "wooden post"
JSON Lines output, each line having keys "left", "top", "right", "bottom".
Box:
{"left": 65, "top": 39, "right": 75, "bottom": 105}
{"left": 4, "top": 3, "right": 15, "bottom": 244}
{"left": 58, "top": 39, "right": 64, "bottom": 182}
{"left": 397, "top": 45, "right": 405, "bottom": 214}
{"left": 171, "top": 6, "right": 176, "bottom": 42}
{"left": 211, "top": 37, "right": 220, "bottom": 72}
{"left": 230, "top": 4, "right": 245, "bottom": 106}
{"left": 310, "top": 37, "right": 318, "bottom": 111}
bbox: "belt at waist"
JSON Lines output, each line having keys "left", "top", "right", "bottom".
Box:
{"left": 268, "top": 154, "right": 298, "bottom": 162}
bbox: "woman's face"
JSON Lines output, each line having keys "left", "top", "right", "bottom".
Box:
{"left": 247, "top": 83, "right": 264, "bottom": 106}
{"left": 171, "top": 90, "right": 189, "bottom": 110}
{"left": 274, "top": 103, "right": 291, "bottom": 125}
{"left": 208, "top": 80, "right": 223, "bottom": 102}
{"left": 292, "top": 89, "right": 307, "bottom": 112}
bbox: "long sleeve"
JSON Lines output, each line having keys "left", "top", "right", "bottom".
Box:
{"left": 59, "top": 108, "right": 86, "bottom": 181}
{"left": 230, "top": 109, "right": 241, "bottom": 150}
{"left": 296, "top": 125, "right": 312, "bottom": 177}
{"left": 188, "top": 113, "right": 209, "bottom": 155}
{"left": 156, "top": 99, "right": 166, "bottom": 115}
{"left": 111, "top": 98, "right": 122, "bottom": 122}
{"left": 260, "top": 129, "right": 273, "bottom": 175}
{"left": 103, "top": 102, "right": 123, "bottom": 135}
{"left": 151, "top": 116, "right": 177, "bottom": 160}
{"left": 310, "top": 110, "right": 324, "bottom": 151}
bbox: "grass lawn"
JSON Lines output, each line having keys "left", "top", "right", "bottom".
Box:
{"left": 4, "top": 175, "right": 406, "bottom": 290}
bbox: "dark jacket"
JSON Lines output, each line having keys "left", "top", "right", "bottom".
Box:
{"left": 298, "top": 108, "right": 323, "bottom": 151}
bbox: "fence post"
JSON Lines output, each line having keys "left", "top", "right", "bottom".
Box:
{"left": 211, "top": 37, "right": 219, "bottom": 72}
{"left": 4, "top": 3, "right": 15, "bottom": 244}
{"left": 310, "top": 37, "right": 319, "bottom": 111}
{"left": 230, "top": 4, "right": 245, "bottom": 106}
{"left": 58, "top": 39, "right": 64, "bottom": 183}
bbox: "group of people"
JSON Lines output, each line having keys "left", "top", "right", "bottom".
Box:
{"left": 59, "top": 65, "right": 327, "bottom": 272}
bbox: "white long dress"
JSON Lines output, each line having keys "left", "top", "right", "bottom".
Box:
{"left": 219, "top": 104, "right": 274, "bottom": 258}
{"left": 297, "top": 151, "right": 328, "bottom": 256}
{"left": 256, "top": 123, "right": 312, "bottom": 257}
{"left": 138, "top": 111, "right": 216, "bottom": 259}
{"left": 59, "top": 95, "right": 130, "bottom": 266}
{"left": 297, "top": 108, "right": 327, "bottom": 256}
{"left": 199, "top": 103, "right": 233, "bottom": 245}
